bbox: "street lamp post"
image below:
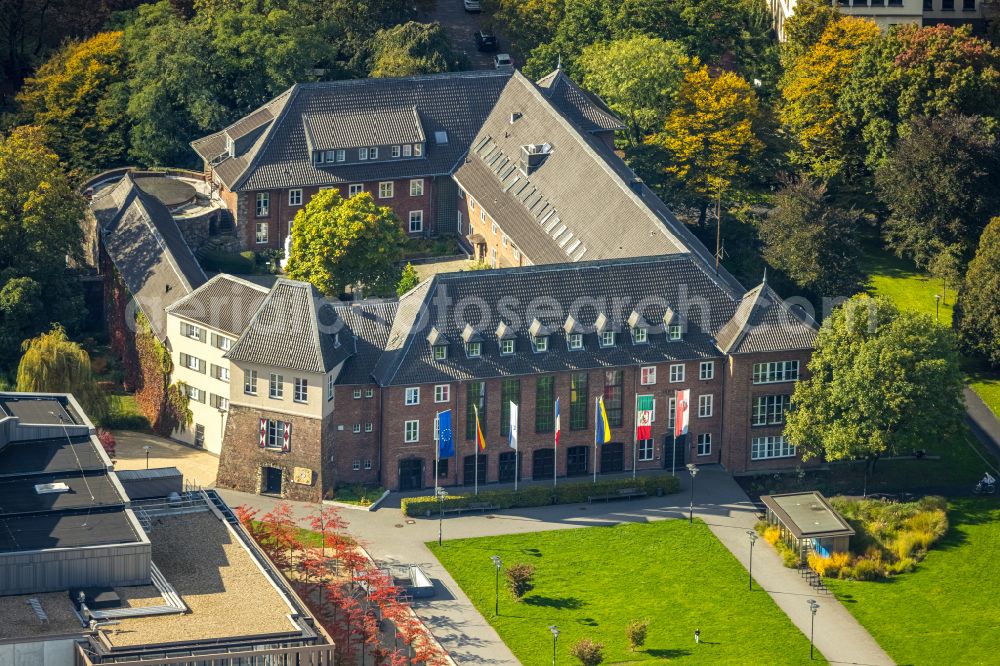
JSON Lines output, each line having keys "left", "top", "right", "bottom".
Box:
{"left": 436, "top": 487, "right": 448, "bottom": 546}
{"left": 807, "top": 598, "right": 820, "bottom": 660}
{"left": 549, "top": 625, "right": 560, "bottom": 666}
{"left": 746, "top": 530, "right": 758, "bottom": 591}
{"left": 686, "top": 463, "right": 698, "bottom": 524}
{"left": 142, "top": 445, "right": 151, "bottom": 470}
{"left": 934, "top": 294, "right": 941, "bottom": 323}
{"left": 491, "top": 555, "right": 502, "bottom": 616}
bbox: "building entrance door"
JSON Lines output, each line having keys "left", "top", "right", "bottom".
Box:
{"left": 398, "top": 458, "right": 424, "bottom": 491}
{"left": 600, "top": 443, "right": 624, "bottom": 474}
{"left": 262, "top": 466, "right": 282, "bottom": 495}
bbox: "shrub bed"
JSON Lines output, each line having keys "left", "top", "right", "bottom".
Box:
{"left": 400, "top": 474, "right": 680, "bottom": 517}
{"left": 200, "top": 249, "right": 255, "bottom": 274}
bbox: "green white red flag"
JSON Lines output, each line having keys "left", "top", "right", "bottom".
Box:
{"left": 635, "top": 395, "right": 654, "bottom": 440}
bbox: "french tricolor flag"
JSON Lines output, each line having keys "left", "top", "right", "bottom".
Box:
{"left": 554, "top": 397, "right": 561, "bottom": 449}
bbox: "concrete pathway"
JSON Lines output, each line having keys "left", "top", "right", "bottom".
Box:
{"left": 964, "top": 387, "right": 1000, "bottom": 474}
{"left": 218, "top": 467, "right": 895, "bottom": 665}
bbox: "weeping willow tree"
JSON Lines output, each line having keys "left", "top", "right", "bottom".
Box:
{"left": 16, "top": 325, "right": 108, "bottom": 421}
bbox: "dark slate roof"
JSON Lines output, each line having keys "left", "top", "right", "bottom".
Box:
{"left": 536, "top": 68, "right": 624, "bottom": 134}
{"left": 191, "top": 89, "right": 292, "bottom": 173}
{"left": 454, "top": 72, "right": 708, "bottom": 266}
{"left": 225, "top": 278, "right": 351, "bottom": 373}
{"left": 303, "top": 107, "right": 425, "bottom": 151}
{"left": 331, "top": 300, "right": 399, "bottom": 385}
{"left": 716, "top": 282, "right": 818, "bottom": 355}
{"left": 371, "top": 255, "right": 745, "bottom": 386}
{"left": 192, "top": 70, "right": 512, "bottom": 192}
{"left": 92, "top": 174, "right": 207, "bottom": 341}
{"left": 167, "top": 274, "right": 270, "bottom": 337}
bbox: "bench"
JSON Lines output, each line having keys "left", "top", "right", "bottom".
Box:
{"left": 588, "top": 487, "right": 648, "bottom": 503}
{"left": 441, "top": 502, "right": 497, "bottom": 515}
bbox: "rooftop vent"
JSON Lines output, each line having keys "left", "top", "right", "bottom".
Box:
{"left": 434, "top": 130, "right": 449, "bottom": 144}
{"left": 510, "top": 112, "right": 522, "bottom": 124}
{"left": 35, "top": 482, "right": 70, "bottom": 495}
{"left": 520, "top": 143, "right": 552, "bottom": 175}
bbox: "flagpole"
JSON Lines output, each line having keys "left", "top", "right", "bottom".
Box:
{"left": 632, "top": 393, "right": 638, "bottom": 480}
{"left": 553, "top": 397, "right": 559, "bottom": 489}
{"left": 475, "top": 440, "right": 479, "bottom": 497}
{"left": 593, "top": 397, "right": 598, "bottom": 485}
{"left": 434, "top": 411, "right": 440, "bottom": 496}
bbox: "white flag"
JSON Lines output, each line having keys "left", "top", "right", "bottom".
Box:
{"left": 508, "top": 401, "right": 519, "bottom": 450}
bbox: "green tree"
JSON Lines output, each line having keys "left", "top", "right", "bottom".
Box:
{"left": 756, "top": 175, "right": 863, "bottom": 296}
{"left": 486, "top": 0, "right": 564, "bottom": 58}
{"left": 779, "top": 16, "right": 882, "bottom": 180}
{"left": 578, "top": 35, "right": 691, "bottom": 144}
{"left": 875, "top": 114, "right": 1000, "bottom": 267}
{"left": 16, "top": 31, "right": 130, "bottom": 176}
{"left": 646, "top": 65, "right": 763, "bottom": 224}
{"left": 927, "top": 243, "right": 963, "bottom": 307}
{"left": 781, "top": 0, "right": 838, "bottom": 62}
{"left": 16, "top": 326, "right": 108, "bottom": 422}
{"left": 954, "top": 217, "right": 1000, "bottom": 369}
{"left": 785, "top": 295, "right": 966, "bottom": 487}
{"left": 370, "top": 21, "right": 459, "bottom": 78}
{"left": 397, "top": 262, "right": 420, "bottom": 296}
{"left": 0, "top": 277, "right": 46, "bottom": 367}
{"left": 840, "top": 24, "right": 1000, "bottom": 173}
{"left": 287, "top": 190, "right": 406, "bottom": 297}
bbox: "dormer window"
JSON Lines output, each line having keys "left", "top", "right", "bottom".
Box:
{"left": 314, "top": 152, "right": 325, "bottom": 165}
{"left": 414, "top": 143, "right": 423, "bottom": 157}
{"left": 568, "top": 333, "right": 583, "bottom": 350}
{"left": 392, "top": 145, "right": 401, "bottom": 158}
{"left": 336, "top": 150, "right": 345, "bottom": 162}
{"left": 461, "top": 323, "right": 483, "bottom": 359}
{"left": 434, "top": 345, "right": 448, "bottom": 360}
{"left": 466, "top": 342, "right": 482, "bottom": 358}
{"left": 529, "top": 318, "right": 551, "bottom": 353}
{"left": 668, "top": 325, "right": 683, "bottom": 341}
{"left": 600, "top": 331, "right": 615, "bottom": 348}
{"left": 359, "top": 147, "right": 369, "bottom": 160}
{"left": 628, "top": 310, "right": 649, "bottom": 344}
{"left": 403, "top": 145, "right": 412, "bottom": 157}
{"left": 594, "top": 313, "right": 613, "bottom": 348}
{"left": 564, "top": 314, "right": 584, "bottom": 351}
{"left": 325, "top": 149, "right": 335, "bottom": 162}
{"left": 501, "top": 339, "right": 515, "bottom": 355}
{"left": 427, "top": 327, "right": 449, "bottom": 361}
{"left": 663, "top": 308, "right": 687, "bottom": 341}
{"left": 496, "top": 321, "right": 516, "bottom": 356}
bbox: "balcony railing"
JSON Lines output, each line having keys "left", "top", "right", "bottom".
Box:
{"left": 75, "top": 642, "right": 336, "bottom": 666}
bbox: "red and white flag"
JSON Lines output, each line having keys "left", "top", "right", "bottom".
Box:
{"left": 674, "top": 389, "right": 690, "bottom": 438}
{"left": 636, "top": 395, "right": 654, "bottom": 440}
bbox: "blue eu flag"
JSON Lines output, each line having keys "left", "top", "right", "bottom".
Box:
{"left": 437, "top": 409, "right": 455, "bottom": 458}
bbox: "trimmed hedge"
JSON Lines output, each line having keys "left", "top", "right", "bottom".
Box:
{"left": 401, "top": 474, "right": 681, "bottom": 517}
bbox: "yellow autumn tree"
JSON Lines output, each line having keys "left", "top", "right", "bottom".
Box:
{"left": 16, "top": 31, "right": 129, "bottom": 176}
{"left": 647, "top": 65, "right": 763, "bottom": 223}
{"left": 779, "top": 16, "right": 881, "bottom": 179}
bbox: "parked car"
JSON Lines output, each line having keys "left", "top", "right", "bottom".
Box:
{"left": 463, "top": 0, "right": 481, "bottom": 12}
{"left": 474, "top": 30, "right": 498, "bottom": 52}
{"left": 493, "top": 53, "right": 513, "bottom": 69}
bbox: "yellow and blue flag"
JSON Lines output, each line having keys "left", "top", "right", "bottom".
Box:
{"left": 595, "top": 396, "right": 611, "bottom": 445}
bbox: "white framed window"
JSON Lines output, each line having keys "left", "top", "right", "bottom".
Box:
{"left": 568, "top": 333, "right": 583, "bottom": 350}
{"left": 359, "top": 147, "right": 369, "bottom": 160}
{"left": 409, "top": 210, "right": 423, "bottom": 233}
{"left": 668, "top": 397, "right": 676, "bottom": 429}
{"left": 638, "top": 439, "right": 654, "bottom": 461}
{"left": 513, "top": 248, "right": 521, "bottom": 262}
{"left": 348, "top": 184, "right": 363, "bottom": 196}
{"left": 669, "top": 364, "right": 685, "bottom": 383}
{"left": 490, "top": 247, "right": 497, "bottom": 268}
{"left": 336, "top": 149, "right": 346, "bottom": 162}
{"left": 364, "top": 458, "right": 372, "bottom": 470}
{"left": 466, "top": 341, "right": 482, "bottom": 358}
{"left": 255, "top": 192, "right": 269, "bottom": 217}
{"left": 752, "top": 395, "right": 791, "bottom": 426}
{"left": 700, "top": 361, "right": 715, "bottom": 381}
{"left": 501, "top": 338, "right": 515, "bottom": 355}
{"left": 288, "top": 189, "right": 302, "bottom": 206}
{"left": 325, "top": 149, "right": 335, "bottom": 162}
{"left": 392, "top": 145, "right": 401, "bottom": 158}
{"left": 599, "top": 331, "right": 615, "bottom": 348}
{"left": 752, "top": 360, "right": 800, "bottom": 384}
{"left": 413, "top": 143, "right": 423, "bottom": 156}
{"left": 352, "top": 388, "right": 362, "bottom": 399}
{"left": 244, "top": 370, "right": 257, "bottom": 395}
{"left": 185, "top": 354, "right": 201, "bottom": 371}
{"left": 365, "top": 422, "right": 373, "bottom": 433}
{"left": 532, "top": 335, "right": 548, "bottom": 353}
{"left": 434, "top": 384, "right": 450, "bottom": 403}
{"left": 181, "top": 321, "right": 204, "bottom": 340}
{"left": 410, "top": 179, "right": 424, "bottom": 196}
{"left": 433, "top": 344, "right": 448, "bottom": 360}
{"left": 640, "top": 366, "right": 656, "bottom": 385}
{"left": 186, "top": 385, "right": 201, "bottom": 402}
{"left": 405, "top": 387, "right": 420, "bottom": 405}
{"left": 214, "top": 334, "right": 232, "bottom": 351}
{"left": 480, "top": 209, "right": 486, "bottom": 222}
{"left": 314, "top": 152, "right": 325, "bottom": 164}
{"left": 327, "top": 374, "right": 335, "bottom": 401}
{"left": 698, "top": 394, "right": 713, "bottom": 418}
{"left": 668, "top": 325, "right": 683, "bottom": 340}
{"left": 352, "top": 460, "right": 361, "bottom": 471}
{"left": 353, "top": 423, "right": 361, "bottom": 433}
{"left": 370, "top": 147, "right": 378, "bottom": 159}
{"left": 378, "top": 181, "right": 394, "bottom": 198}
{"left": 502, "top": 234, "right": 509, "bottom": 247}
{"left": 211, "top": 394, "right": 229, "bottom": 411}
{"left": 213, "top": 365, "right": 229, "bottom": 382}
{"left": 697, "top": 433, "right": 712, "bottom": 456}
{"left": 457, "top": 210, "right": 463, "bottom": 233}
{"left": 364, "top": 388, "right": 374, "bottom": 398}
{"left": 294, "top": 378, "right": 308, "bottom": 403}
{"left": 403, "top": 144, "right": 412, "bottom": 157}
{"left": 266, "top": 419, "right": 287, "bottom": 448}
{"left": 269, "top": 373, "right": 284, "bottom": 399}
{"left": 751, "top": 435, "right": 796, "bottom": 460}
{"left": 491, "top": 221, "right": 498, "bottom": 235}
{"left": 256, "top": 222, "right": 269, "bottom": 244}
{"left": 404, "top": 420, "right": 419, "bottom": 443}
{"left": 633, "top": 327, "right": 648, "bottom": 344}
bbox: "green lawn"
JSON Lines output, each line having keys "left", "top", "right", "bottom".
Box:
{"left": 825, "top": 499, "right": 1000, "bottom": 666}
{"left": 429, "top": 521, "right": 824, "bottom": 665}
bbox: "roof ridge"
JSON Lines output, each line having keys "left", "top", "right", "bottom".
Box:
{"left": 378, "top": 278, "right": 436, "bottom": 386}
{"left": 297, "top": 69, "right": 511, "bottom": 90}
{"left": 232, "top": 85, "right": 302, "bottom": 191}
{"left": 129, "top": 186, "right": 204, "bottom": 293}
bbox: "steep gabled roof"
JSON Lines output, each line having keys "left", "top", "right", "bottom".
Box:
{"left": 192, "top": 70, "right": 512, "bottom": 192}
{"left": 370, "top": 256, "right": 743, "bottom": 387}
{"left": 166, "top": 274, "right": 270, "bottom": 337}
{"left": 536, "top": 68, "right": 624, "bottom": 134}
{"left": 330, "top": 300, "right": 399, "bottom": 385}
{"left": 716, "top": 280, "right": 818, "bottom": 355}
{"left": 225, "top": 278, "right": 351, "bottom": 374}
{"left": 92, "top": 174, "right": 207, "bottom": 341}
